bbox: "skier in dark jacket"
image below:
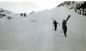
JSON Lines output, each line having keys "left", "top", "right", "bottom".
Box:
{"left": 62, "top": 20, "right": 67, "bottom": 37}
{"left": 53, "top": 20, "right": 58, "bottom": 31}
{"left": 24, "top": 13, "right": 26, "bottom": 17}
{"left": 62, "top": 15, "right": 71, "bottom": 37}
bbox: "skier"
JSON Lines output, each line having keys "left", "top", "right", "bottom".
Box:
{"left": 53, "top": 20, "right": 58, "bottom": 31}
{"left": 62, "top": 15, "right": 71, "bottom": 37}
{"left": 24, "top": 13, "right": 27, "bottom": 17}
{"left": 20, "top": 13, "right": 23, "bottom": 16}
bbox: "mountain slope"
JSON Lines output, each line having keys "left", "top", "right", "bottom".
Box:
{"left": 0, "top": 2, "right": 86, "bottom": 51}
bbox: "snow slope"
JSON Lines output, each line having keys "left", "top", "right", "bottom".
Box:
{"left": 0, "top": 6, "right": 86, "bottom": 51}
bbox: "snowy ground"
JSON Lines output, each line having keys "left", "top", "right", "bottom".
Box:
{"left": 0, "top": 6, "right": 86, "bottom": 51}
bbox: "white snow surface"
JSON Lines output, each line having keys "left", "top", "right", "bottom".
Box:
{"left": 0, "top": 6, "right": 86, "bottom": 51}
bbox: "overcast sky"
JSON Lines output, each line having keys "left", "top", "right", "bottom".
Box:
{"left": 0, "top": 0, "right": 84, "bottom": 13}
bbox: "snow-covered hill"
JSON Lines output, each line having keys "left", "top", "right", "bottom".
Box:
{"left": 0, "top": 8, "right": 18, "bottom": 21}
{"left": 58, "top": 1, "right": 86, "bottom": 16}
{"left": 0, "top": 3, "right": 86, "bottom": 51}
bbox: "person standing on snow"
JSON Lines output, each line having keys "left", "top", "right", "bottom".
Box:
{"left": 62, "top": 15, "right": 71, "bottom": 37}
{"left": 53, "top": 20, "right": 58, "bottom": 31}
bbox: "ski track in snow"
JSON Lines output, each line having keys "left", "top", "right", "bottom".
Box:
{"left": 0, "top": 6, "right": 86, "bottom": 51}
